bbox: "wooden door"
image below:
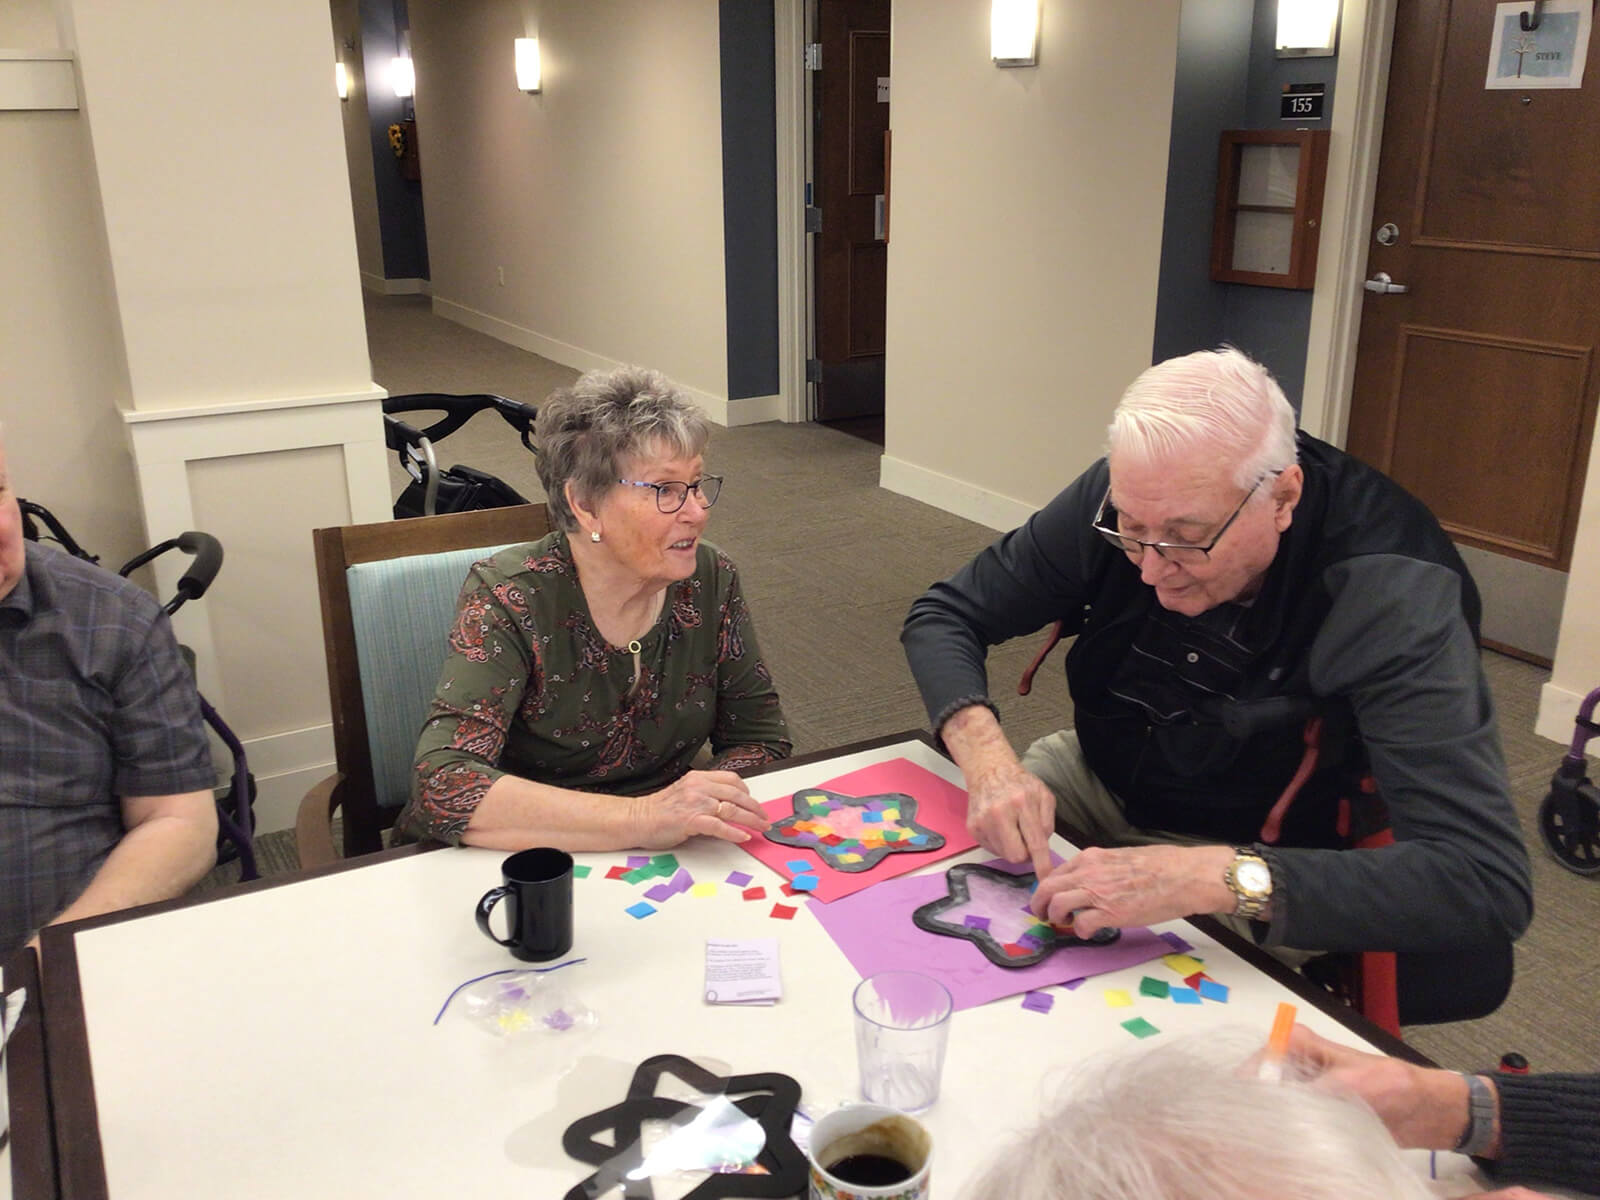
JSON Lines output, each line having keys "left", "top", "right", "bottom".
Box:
{"left": 1346, "top": 0, "right": 1600, "bottom": 662}
{"left": 813, "top": 0, "right": 890, "bottom": 421}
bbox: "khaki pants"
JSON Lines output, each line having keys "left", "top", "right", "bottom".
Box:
{"left": 1021, "top": 728, "right": 1316, "bottom": 967}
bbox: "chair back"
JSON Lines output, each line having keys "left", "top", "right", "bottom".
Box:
{"left": 313, "top": 504, "right": 551, "bottom": 857}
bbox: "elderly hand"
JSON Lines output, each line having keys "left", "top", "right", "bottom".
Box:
{"left": 633, "top": 770, "right": 772, "bottom": 848}
{"left": 1284, "top": 1026, "right": 1482, "bottom": 1152}
{"left": 963, "top": 756, "right": 1056, "bottom": 881}
{"left": 1030, "top": 843, "right": 1235, "bottom": 938}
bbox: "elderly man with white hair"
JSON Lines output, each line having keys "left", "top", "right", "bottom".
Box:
{"left": 902, "top": 348, "right": 1530, "bottom": 962}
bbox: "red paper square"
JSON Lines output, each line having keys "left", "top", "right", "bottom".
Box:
{"left": 605, "top": 865, "right": 630, "bottom": 880}
{"left": 1002, "top": 942, "right": 1030, "bottom": 957}
{"left": 770, "top": 903, "right": 797, "bottom": 920}
{"left": 781, "top": 884, "right": 800, "bottom": 897}
{"left": 742, "top": 887, "right": 767, "bottom": 901}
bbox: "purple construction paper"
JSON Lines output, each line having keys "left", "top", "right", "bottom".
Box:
{"left": 809, "top": 858, "right": 1172, "bottom": 1011}
{"left": 669, "top": 868, "right": 694, "bottom": 894}
{"left": 726, "top": 870, "right": 753, "bottom": 887}
{"left": 626, "top": 855, "right": 650, "bottom": 869}
{"left": 1158, "top": 930, "right": 1195, "bottom": 954}
{"left": 645, "top": 884, "right": 675, "bottom": 902}
{"left": 1021, "top": 990, "right": 1055, "bottom": 1014}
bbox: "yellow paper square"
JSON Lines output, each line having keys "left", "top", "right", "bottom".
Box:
{"left": 880, "top": 809, "right": 900, "bottom": 821}
{"left": 1104, "top": 988, "right": 1134, "bottom": 1008}
{"left": 690, "top": 882, "right": 718, "bottom": 898}
{"left": 1161, "top": 953, "right": 1206, "bottom": 977}
{"left": 837, "top": 852, "right": 863, "bottom": 864}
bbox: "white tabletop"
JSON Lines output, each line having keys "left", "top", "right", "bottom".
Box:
{"left": 47, "top": 736, "right": 1463, "bottom": 1198}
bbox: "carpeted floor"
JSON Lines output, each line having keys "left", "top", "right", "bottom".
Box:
{"left": 205, "top": 293, "right": 1599, "bottom": 1076}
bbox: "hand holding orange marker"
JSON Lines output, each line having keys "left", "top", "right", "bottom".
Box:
{"left": 1258, "top": 1001, "right": 1298, "bottom": 1082}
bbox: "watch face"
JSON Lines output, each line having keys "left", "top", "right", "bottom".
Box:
{"left": 1235, "top": 861, "right": 1271, "bottom": 896}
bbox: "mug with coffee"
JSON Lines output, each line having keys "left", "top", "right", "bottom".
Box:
{"left": 475, "top": 848, "right": 575, "bottom": 962}
{"left": 807, "top": 1103, "right": 932, "bottom": 1200}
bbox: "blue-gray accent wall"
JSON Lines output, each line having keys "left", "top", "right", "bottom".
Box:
{"left": 361, "top": 0, "right": 429, "bottom": 282}
{"left": 1152, "top": 0, "right": 1338, "bottom": 411}
{"left": 718, "top": 0, "right": 780, "bottom": 402}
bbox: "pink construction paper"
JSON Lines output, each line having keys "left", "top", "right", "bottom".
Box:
{"left": 740, "top": 758, "right": 977, "bottom": 902}
{"left": 808, "top": 859, "right": 1172, "bottom": 1011}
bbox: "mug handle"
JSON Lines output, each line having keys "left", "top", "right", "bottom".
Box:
{"left": 476, "top": 886, "right": 516, "bottom": 947}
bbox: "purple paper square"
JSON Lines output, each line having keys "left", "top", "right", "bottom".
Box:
{"left": 1158, "top": 930, "right": 1195, "bottom": 954}
{"left": 1061, "top": 978, "right": 1086, "bottom": 991}
{"left": 963, "top": 915, "right": 991, "bottom": 931}
{"left": 645, "top": 884, "right": 675, "bottom": 902}
{"left": 669, "top": 868, "right": 694, "bottom": 894}
{"left": 725, "top": 871, "right": 753, "bottom": 887}
{"left": 626, "top": 855, "right": 650, "bottom": 868}
{"left": 1018, "top": 933, "right": 1044, "bottom": 951}
{"left": 1021, "top": 991, "right": 1055, "bottom": 1013}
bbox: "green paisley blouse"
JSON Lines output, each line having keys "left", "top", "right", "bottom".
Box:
{"left": 396, "top": 531, "right": 792, "bottom": 844}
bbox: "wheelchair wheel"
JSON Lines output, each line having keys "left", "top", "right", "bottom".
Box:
{"left": 1539, "top": 784, "right": 1600, "bottom": 876}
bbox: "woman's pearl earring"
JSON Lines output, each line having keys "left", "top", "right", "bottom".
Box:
{"left": 590, "top": 530, "right": 602, "bottom": 543}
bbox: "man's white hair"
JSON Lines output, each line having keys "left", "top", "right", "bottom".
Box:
{"left": 964, "top": 1030, "right": 1436, "bottom": 1200}
{"left": 1107, "top": 347, "right": 1298, "bottom": 492}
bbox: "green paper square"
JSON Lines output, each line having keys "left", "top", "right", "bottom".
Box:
{"left": 651, "top": 854, "right": 679, "bottom": 872}
{"left": 1121, "top": 1017, "right": 1161, "bottom": 1039}
{"left": 621, "top": 868, "right": 650, "bottom": 884}
{"left": 1139, "top": 977, "right": 1169, "bottom": 998}
{"left": 572, "top": 865, "right": 592, "bottom": 878}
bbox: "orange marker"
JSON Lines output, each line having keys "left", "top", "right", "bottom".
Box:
{"left": 1258, "top": 1001, "right": 1297, "bottom": 1081}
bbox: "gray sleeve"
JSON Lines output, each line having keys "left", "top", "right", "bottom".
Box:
{"left": 1261, "top": 555, "right": 1532, "bottom": 952}
{"left": 901, "top": 465, "right": 1107, "bottom": 733}
{"left": 1483, "top": 1072, "right": 1600, "bottom": 1191}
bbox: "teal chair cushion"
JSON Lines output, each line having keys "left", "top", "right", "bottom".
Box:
{"left": 345, "top": 543, "right": 517, "bottom": 813}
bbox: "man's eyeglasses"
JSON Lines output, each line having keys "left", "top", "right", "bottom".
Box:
{"left": 1090, "top": 471, "right": 1280, "bottom": 565}
{"left": 617, "top": 475, "right": 724, "bottom": 514}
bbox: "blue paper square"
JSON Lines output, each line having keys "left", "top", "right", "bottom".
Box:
{"left": 861, "top": 810, "right": 883, "bottom": 823}
{"left": 625, "top": 901, "right": 656, "bottom": 919}
{"left": 790, "top": 874, "right": 819, "bottom": 891}
{"left": 1197, "top": 979, "right": 1230, "bottom": 1003}
{"left": 785, "top": 858, "right": 812, "bottom": 873}
{"left": 1170, "top": 986, "right": 1201, "bottom": 1005}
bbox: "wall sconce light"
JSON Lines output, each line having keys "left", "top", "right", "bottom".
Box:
{"left": 1276, "top": 0, "right": 1339, "bottom": 57}
{"left": 992, "top": 0, "right": 1040, "bottom": 67}
{"left": 335, "top": 61, "right": 350, "bottom": 100}
{"left": 390, "top": 55, "right": 415, "bottom": 97}
{"left": 515, "top": 37, "right": 541, "bottom": 93}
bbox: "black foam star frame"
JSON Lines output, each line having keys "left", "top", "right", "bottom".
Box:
{"left": 911, "top": 862, "right": 1121, "bottom": 969}
{"left": 561, "top": 1054, "right": 806, "bottom": 1200}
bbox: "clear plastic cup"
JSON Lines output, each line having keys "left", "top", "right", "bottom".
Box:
{"left": 851, "top": 971, "right": 953, "bottom": 1113}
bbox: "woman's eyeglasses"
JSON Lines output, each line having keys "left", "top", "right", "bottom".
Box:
{"left": 616, "top": 475, "right": 724, "bottom": 514}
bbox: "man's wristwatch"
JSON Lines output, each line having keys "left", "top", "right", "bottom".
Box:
{"left": 1454, "top": 1073, "right": 1498, "bottom": 1157}
{"left": 1224, "top": 848, "right": 1273, "bottom": 919}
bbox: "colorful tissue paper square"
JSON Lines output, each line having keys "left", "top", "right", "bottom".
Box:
{"left": 1162, "top": 953, "right": 1207, "bottom": 977}
{"left": 1139, "top": 977, "right": 1169, "bottom": 999}
{"left": 742, "top": 887, "right": 767, "bottom": 901}
{"left": 770, "top": 904, "right": 797, "bottom": 920}
{"left": 572, "top": 865, "right": 592, "bottom": 879}
{"left": 626, "top": 855, "right": 650, "bottom": 868}
{"left": 1021, "top": 991, "right": 1055, "bottom": 1014}
{"left": 1104, "top": 989, "right": 1134, "bottom": 1008}
{"left": 1157, "top": 931, "right": 1196, "bottom": 954}
{"left": 605, "top": 865, "right": 630, "bottom": 881}
{"left": 690, "top": 882, "right": 718, "bottom": 898}
{"left": 621, "top": 868, "right": 653, "bottom": 884}
{"left": 1121, "top": 1017, "right": 1161, "bottom": 1039}
{"left": 1197, "top": 979, "right": 1230, "bottom": 1003}
{"left": 725, "top": 871, "right": 753, "bottom": 887}
{"left": 651, "top": 854, "right": 679, "bottom": 872}
{"left": 625, "top": 902, "right": 656, "bottom": 919}
{"left": 790, "top": 874, "right": 819, "bottom": 892}
{"left": 1062, "top": 978, "right": 1087, "bottom": 991}
{"left": 964, "top": 915, "right": 992, "bottom": 931}
{"left": 1184, "top": 971, "right": 1209, "bottom": 989}
{"left": 1170, "top": 986, "right": 1201, "bottom": 1005}
{"left": 669, "top": 868, "right": 694, "bottom": 893}
{"left": 644, "top": 884, "right": 675, "bottom": 902}
{"left": 785, "top": 859, "right": 812, "bottom": 873}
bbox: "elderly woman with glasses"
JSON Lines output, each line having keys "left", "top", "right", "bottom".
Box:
{"left": 396, "top": 366, "right": 791, "bottom": 852}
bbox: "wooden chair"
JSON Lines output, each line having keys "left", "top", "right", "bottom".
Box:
{"left": 296, "top": 504, "right": 552, "bottom": 866}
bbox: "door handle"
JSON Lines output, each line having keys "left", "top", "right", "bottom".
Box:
{"left": 1363, "top": 271, "right": 1409, "bottom": 295}
{"left": 873, "top": 194, "right": 885, "bottom": 242}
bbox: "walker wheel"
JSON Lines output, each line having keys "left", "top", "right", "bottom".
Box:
{"left": 1540, "top": 785, "right": 1600, "bottom": 876}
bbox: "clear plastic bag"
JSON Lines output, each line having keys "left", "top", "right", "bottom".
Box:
{"left": 458, "top": 970, "right": 597, "bottom": 1037}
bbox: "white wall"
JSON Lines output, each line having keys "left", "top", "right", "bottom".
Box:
{"left": 408, "top": 0, "right": 731, "bottom": 413}
{"left": 881, "top": 0, "right": 1182, "bottom": 527}
{"left": 330, "top": 0, "right": 385, "bottom": 287}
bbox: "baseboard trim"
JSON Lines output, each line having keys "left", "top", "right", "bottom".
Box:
{"left": 362, "top": 273, "right": 432, "bottom": 296}
{"left": 878, "top": 453, "right": 1037, "bottom": 533}
{"left": 726, "top": 393, "right": 785, "bottom": 427}
{"left": 237, "top": 724, "right": 336, "bottom": 835}
{"left": 1536, "top": 681, "right": 1591, "bottom": 747}
{"left": 430, "top": 296, "right": 737, "bottom": 426}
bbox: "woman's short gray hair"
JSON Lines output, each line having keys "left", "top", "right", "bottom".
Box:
{"left": 1107, "top": 346, "right": 1298, "bottom": 493}
{"left": 966, "top": 1031, "right": 1436, "bottom": 1200}
{"left": 534, "top": 366, "right": 710, "bottom": 532}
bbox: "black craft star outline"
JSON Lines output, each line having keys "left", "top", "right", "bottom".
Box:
{"left": 911, "top": 862, "right": 1120, "bottom": 969}
{"left": 762, "top": 788, "right": 945, "bottom": 872}
{"left": 561, "top": 1054, "right": 805, "bottom": 1200}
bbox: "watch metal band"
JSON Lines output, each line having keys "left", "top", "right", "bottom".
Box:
{"left": 1453, "top": 1073, "right": 1497, "bottom": 1157}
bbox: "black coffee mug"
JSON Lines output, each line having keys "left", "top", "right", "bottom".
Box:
{"left": 475, "top": 848, "right": 575, "bottom": 962}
